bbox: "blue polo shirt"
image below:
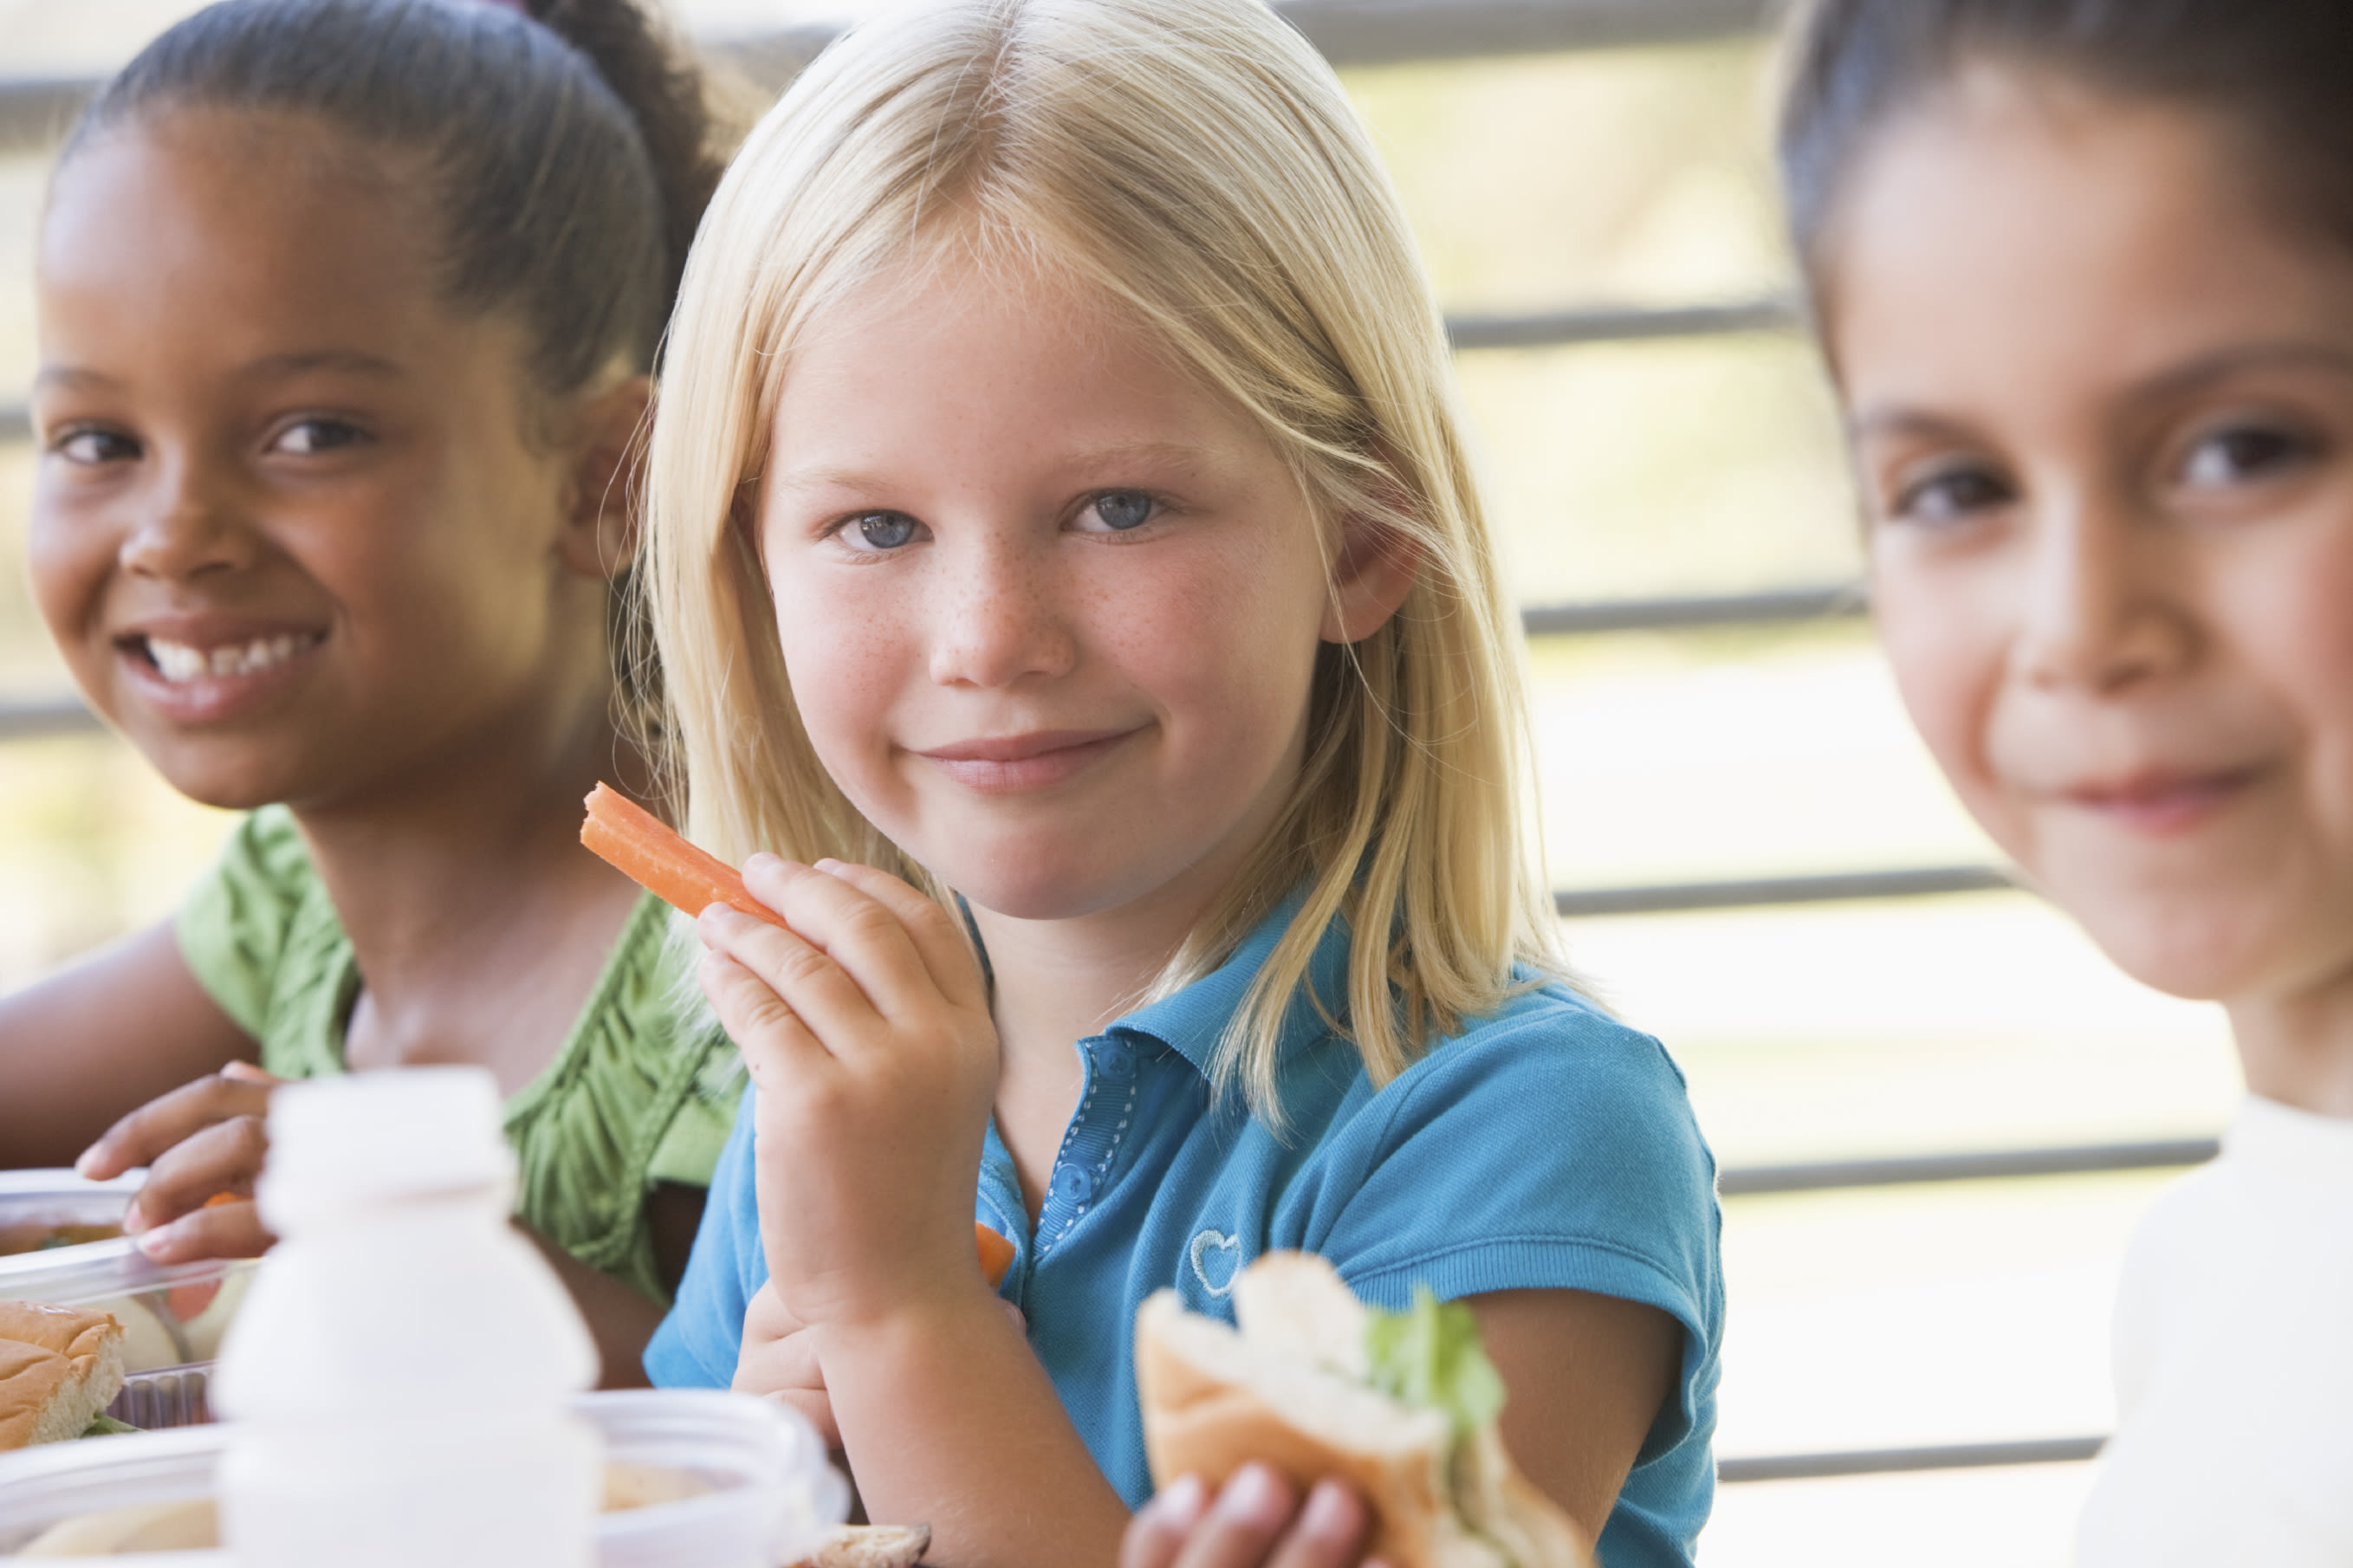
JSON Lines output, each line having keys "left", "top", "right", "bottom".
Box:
{"left": 648, "top": 903, "right": 1722, "bottom": 1567}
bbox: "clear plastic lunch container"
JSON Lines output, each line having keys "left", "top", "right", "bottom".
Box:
{"left": 0, "top": 1170, "right": 259, "bottom": 1427}
{"left": 0, "top": 1388, "right": 850, "bottom": 1565}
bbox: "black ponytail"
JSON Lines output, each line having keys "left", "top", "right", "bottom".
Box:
{"left": 66, "top": 0, "right": 726, "bottom": 399}
{"left": 1779, "top": 0, "right": 2353, "bottom": 288}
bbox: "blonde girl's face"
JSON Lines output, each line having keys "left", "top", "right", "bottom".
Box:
{"left": 755, "top": 256, "right": 1349, "bottom": 926}
{"left": 1831, "top": 68, "right": 2353, "bottom": 1006}
{"left": 30, "top": 110, "right": 605, "bottom": 811}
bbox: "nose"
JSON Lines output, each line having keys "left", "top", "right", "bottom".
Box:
{"left": 926, "top": 532, "right": 1077, "bottom": 689}
{"left": 2012, "top": 484, "right": 2194, "bottom": 695}
{"left": 120, "top": 450, "right": 256, "bottom": 582}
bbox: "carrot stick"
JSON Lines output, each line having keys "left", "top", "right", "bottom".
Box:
{"left": 976, "top": 1221, "right": 1016, "bottom": 1287}
{"left": 580, "top": 783, "right": 787, "bottom": 930}
{"left": 584, "top": 787, "right": 1021, "bottom": 1290}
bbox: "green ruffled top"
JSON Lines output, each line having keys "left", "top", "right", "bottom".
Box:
{"left": 176, "top": 807, "right": 742, "bottom": 1304}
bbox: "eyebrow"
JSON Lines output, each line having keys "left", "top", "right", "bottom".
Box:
{"left": 33, "top": 349, "right": 407, "bottom": 398}
{"left": 768, "top": 441, "right": 1220, "bottom": 496}
{"left": 1850, "top": 340, "right": 2353, "bottom": 444}
{"left": 239, "top": 349, "right": 407, "bottom": 382}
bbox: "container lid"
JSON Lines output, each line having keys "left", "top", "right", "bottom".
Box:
{"left": 259, "top": 1068, "right": 513, "bottom": 1233}
{"left": 0, "top": 1171, "right": 244, "bottom": 1311}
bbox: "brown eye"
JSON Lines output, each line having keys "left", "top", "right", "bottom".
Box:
{"left": 1887, "top": 456, "right": 2014, "bottom": 528}
{"left": 53, "top": 427, "right": 139, "bottom": 465}
{"left": 2179, "top": 423, "right": 2315, "bottom": 489}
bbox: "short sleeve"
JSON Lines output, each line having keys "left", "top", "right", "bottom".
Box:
{"left": 174, "top": 807, "right": 314, "bottom": 1040}
{"left": 645, "top": 1082, "right": 765, "bottom": 1389}
{"left": 1306, "top": 988, "right": 1722, "bottom": 1568}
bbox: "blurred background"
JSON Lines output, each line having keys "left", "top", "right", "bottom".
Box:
{"left": 0, "top": 2, "right": 2239, "bottom": 1562}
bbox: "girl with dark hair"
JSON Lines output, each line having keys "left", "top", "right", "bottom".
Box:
{"left": 1779, "top": 1, "right": 2353, "bottom": 1559}
{"left": 3, "top": 0, "right": 737, "bottom": 1385}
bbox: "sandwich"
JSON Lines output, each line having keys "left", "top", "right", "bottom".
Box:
{"left": 0, "top": 1300, "right": 127, "bottom": 1450}
{"left": 1135, "top": 1252, "right": 1591, "bottom": 1568}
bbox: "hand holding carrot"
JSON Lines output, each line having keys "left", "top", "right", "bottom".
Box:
{"left": 696, "top": 855, "right": 1002, "bottom": 1336}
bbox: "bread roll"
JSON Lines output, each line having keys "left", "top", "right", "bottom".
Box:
{"left": 0, "top": 1301, "right": 126, "bottom": 1451}
{"left": 1134, "top": 1254, "right": 1590, "bottom": 1568}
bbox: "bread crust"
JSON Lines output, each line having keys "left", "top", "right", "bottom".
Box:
{"left": 1134, "top": 1264, "right": 1591, "bottom": 1568}
{"left": 0, "top": 1301, "right": 126, "bottom": 1451}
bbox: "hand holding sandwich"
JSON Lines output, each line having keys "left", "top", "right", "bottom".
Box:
{"left": 1124, "top": 1465, "right": 1382, "bottom": 1568}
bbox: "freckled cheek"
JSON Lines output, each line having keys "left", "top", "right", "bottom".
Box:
{"left": 772, "top": 585, "right": 912, "bottom": 782}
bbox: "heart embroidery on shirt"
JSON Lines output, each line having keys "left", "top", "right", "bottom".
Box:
{"left": 1188, "top": 1228, "right": 1243, "bottom": 1297}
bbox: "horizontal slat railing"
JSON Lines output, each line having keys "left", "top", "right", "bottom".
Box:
{"left": 0, "top": 0, "right": 1781, "bottom": 152}
{"left": 1719, "top": 1137, "right": 2218, "bottom": 1198}
{"left": 1721, "top": 1435, "right": 2107, "bottom": 1484}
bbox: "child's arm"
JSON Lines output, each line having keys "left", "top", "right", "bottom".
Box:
{"left": 697, "top": 857, "right": 1133, "bottom": 1568}
{"left": 0, "top": 920, "right": 253, "bottom": 1169}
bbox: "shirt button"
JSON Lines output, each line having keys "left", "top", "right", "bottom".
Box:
{"left": 1051, "top": 1165, "right": 1095, "bottom": 1202}
{"left": 1094, "top": 1044, "right": 1135, "bottom": 1083}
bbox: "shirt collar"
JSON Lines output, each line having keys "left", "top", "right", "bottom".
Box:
{"left": 1105, "top": 884, "right": 1353, "bottom": 1079}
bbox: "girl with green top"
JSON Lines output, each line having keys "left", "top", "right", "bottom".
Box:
{"left": 2, "top": 0, "right": 739, "bottom": 1384}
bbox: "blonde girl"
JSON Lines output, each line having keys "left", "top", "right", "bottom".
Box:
{"left": 644, "top": 3, "right": 1721, "bottom": 1564}
{"left": 1780, "top": 0, "right": 2353, "bottom": 1560}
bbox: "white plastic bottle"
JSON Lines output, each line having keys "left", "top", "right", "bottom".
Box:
{"left": 213, "top": 1066, "right": 603, "bottom": 1568}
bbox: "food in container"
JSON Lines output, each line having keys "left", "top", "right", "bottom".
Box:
{"left": 0, "top": 1172, "right": 257, "bottom": 1426}
{"left": 0, "top": 1388, "right": 850, "bottom": 1565}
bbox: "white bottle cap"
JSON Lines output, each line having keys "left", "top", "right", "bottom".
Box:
{"left": 259, "top": 1067, "right": 515, "bottom": 1235}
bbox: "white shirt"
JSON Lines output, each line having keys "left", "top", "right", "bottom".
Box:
{"left": 2077, "top": 1094, "right": 2353, "bottom": 1566}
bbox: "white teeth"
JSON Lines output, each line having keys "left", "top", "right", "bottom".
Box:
{"left": 146, "top": 633, "right": 317, "bottom": 684}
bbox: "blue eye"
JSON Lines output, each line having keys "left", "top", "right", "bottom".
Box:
{"left": 848, "top": 512, "right": 920, "bottom": 551}
{"left": 1088, "top": 491, "right": 1156, "bottom": 532}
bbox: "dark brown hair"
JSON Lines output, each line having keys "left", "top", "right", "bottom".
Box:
{"left": 1779, "top": 0, "right": 2353, "bottom": 286}
{"left": 63, "top": 0, "right": 725, "bottom": 399}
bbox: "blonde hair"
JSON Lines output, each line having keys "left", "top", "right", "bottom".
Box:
{"left": 642, "top": 0, "right": 1559, "bottom": 1118}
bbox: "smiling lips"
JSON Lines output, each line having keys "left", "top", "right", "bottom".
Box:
{"left": 140, "top": 631, "right": 324, "bottom": 683}
{"left": 916, "top": 727, "right": 1142, "bottom": 792}
{"left": 110, "top": 625, "right": 328, "bottom": 723}
{"left": 2064, "top": 768, "right": 2259, "bottom": 833}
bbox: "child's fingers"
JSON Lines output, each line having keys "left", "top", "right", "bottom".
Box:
{"left": 738, "top": 857, "right": 949, "bottom": 1022}
{"left": 1121, "top": 1475, "right": 1210, "bottom": 1568}
{"left": 75, "top": 1068, "right": 274, "bottom": 1182}
{"left": 697, "top": 947, "right": 829, "bottom": 1079}
{"left": 124, "top": 1115, "right": 268, "bottom": 1234}
{"left": 698, "top": 903, "right": 891, "bottom": 1049}
{"left": 131, "top": 1195, "right": 272, "bottom": 1264}
{"left": 1164, "top": 1464, "right": 1299, "bottom": 1568}
{"left": 810, "top": 859, "right": 989, "bottom": 1013}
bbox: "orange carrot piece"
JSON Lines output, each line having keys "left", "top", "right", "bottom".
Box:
{"left": 587, "top": 787, "right": 1014, "bottom": 1288}
{"left": 976, "top": 1221, "right": 1016, "bottom": 1288}
{"left": 580, "top": 783, "right": 787, "bottom": 930}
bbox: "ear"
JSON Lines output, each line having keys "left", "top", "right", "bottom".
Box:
{"left": 1319, "top": 515, "right": 1420, "bottom": 645}
{"left": 555, "top": 373, "right": 654, "bottom": 581}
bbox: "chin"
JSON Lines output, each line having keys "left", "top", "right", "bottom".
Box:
{"left": 2071, "top": 899, "right": 2273, "bottom": 1005}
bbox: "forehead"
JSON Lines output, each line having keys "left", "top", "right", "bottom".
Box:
{"left": 40, "top": 108, "right": 451, "bottom": 361}
{"left": 1824, "top": 68, "right": 2353, "bottom": 403}
{"left": 768, "top": 248, "right": 1267, "bottom": 473}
